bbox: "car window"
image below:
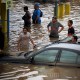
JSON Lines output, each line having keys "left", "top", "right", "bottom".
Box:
{"left": 34, "top": 49, "right": 59, "bottom": 63}
{"left": 60, "top": 50, "right": 78, "bottom": 64}
{"left": 77, "top": 55, "right": 80, "bottom": 64}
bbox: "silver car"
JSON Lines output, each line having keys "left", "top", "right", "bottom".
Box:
{"left": 0, "top": 42, "right": 80, "bottom": 67}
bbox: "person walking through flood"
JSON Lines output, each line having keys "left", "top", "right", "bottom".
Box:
{"left": 0, "top": 26, "right": 4, "bottom": 52}
{"left": 66, "top": 20, "right": 76, "bottom": 42}
{"left": 17, "top": 28, "right": 35, "bottom": 51}
{"left": 32, "top": 3, "right": 43, "bottom": 27}
{"left": 47, "top": 16, "right": 64, "bottom": 39}
{"left": 59, "top": 20, "right": 77, "bottom": 43}
{"left": 22, "top": 6, "right": 31, "bottom": 32}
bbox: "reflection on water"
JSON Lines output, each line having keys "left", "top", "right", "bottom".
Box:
{"left": 0, "top": 63, "right": 80, "bottom": 80}
{"left": 0, "top": 0, "right": 80, "bottom": 80}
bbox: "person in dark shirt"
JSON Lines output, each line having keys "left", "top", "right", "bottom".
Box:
{"left": 0, "top": 26, "right": 4, "bottom": 52}
{"left": 68, "top": 20, "right": 75, "bottom": 36}
{"left": 22, "top": 6, "right": 31, "bottom": 32}
{"left": 62, "top": 20, "right": 76, "bottom": 43}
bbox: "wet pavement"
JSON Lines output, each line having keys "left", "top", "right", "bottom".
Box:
{"left": 0, "top": 0, "right": 80, "bottom": 80}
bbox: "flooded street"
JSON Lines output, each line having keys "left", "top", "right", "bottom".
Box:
{"left": 8, "top": 0, "right": 80, "bottom": 51}
{"left": 0, "top": 0, "right": 80, "bottom": 80}
{"left": 0, "top": 63, "right": 80, "bottom": 80}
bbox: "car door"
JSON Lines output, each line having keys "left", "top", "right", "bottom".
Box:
{"left": 77, "top": 53, "right": 80, "bottom": 67}
{"left": 56, "top": 49, "right": 79, "bottom": 67}
{"left": 32, "top": 48, "right": 60, "bottom": 65}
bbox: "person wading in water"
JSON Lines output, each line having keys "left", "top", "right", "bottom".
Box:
{"left": 47, "top": 16, "right": 64, "bottom": 41}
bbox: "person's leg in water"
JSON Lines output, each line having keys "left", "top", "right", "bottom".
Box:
{"left": 24, "top": 24, "right": 31, "bottom": 33}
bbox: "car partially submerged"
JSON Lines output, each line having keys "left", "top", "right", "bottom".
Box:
{"left": 0, "top": 42, "right": 80, "bottom": 67}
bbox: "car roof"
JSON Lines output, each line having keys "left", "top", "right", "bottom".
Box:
{"left": 46, "top": 42, "right": 80, "bottom": 51}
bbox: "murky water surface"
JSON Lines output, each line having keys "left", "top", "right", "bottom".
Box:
{"left": 0, "top": 63, "right": 80, "bottom": 80}
{"left": 0, "top": 0, "right": 80, "bottom": 80}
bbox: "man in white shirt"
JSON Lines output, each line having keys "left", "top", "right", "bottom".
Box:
{"left": 17, "top": 28, "right": 35, "bottom": 51}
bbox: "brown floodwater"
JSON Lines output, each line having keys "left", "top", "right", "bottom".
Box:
{"left": 0, "top": 0, "right": 80, "bottom": 80}
{"left": 0, "top": 63, "right": 80, "bottom": 80}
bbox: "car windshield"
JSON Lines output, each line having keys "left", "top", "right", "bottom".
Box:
{"left": 25, "top": 42, "right": 54, "bottom": 58}
{"left": 24, "top": 47, "right": 46, "bottom": 58}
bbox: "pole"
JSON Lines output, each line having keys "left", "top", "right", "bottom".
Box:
{"left": 7, "top": 9, "right": 9, "bottom": 42}
{"left": 54, "top": 0, "right": 58, "bottom": 17}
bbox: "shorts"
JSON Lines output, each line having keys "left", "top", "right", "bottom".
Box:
{"left": 24, "top": 21, "right": 31, "bottom": 27}
{"left": 49, "top": 34, "right": 59, "bottom": 38}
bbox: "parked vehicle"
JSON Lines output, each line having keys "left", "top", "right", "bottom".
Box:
{"left": 0, "top": 42, "right": 80, "bottom": 67}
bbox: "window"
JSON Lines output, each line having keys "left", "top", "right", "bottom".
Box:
{"left": 77, "top": 55, "right": 80, "bottom": 64}
{"left": 60, "top": 50, "right": 77, "bottom": 64}
{"left": 34, "top": 49, "right": 59, "bottom": 63}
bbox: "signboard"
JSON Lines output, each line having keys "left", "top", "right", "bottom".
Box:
{"left": 6, "top": 0, "right": 13, "bottom": 9}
